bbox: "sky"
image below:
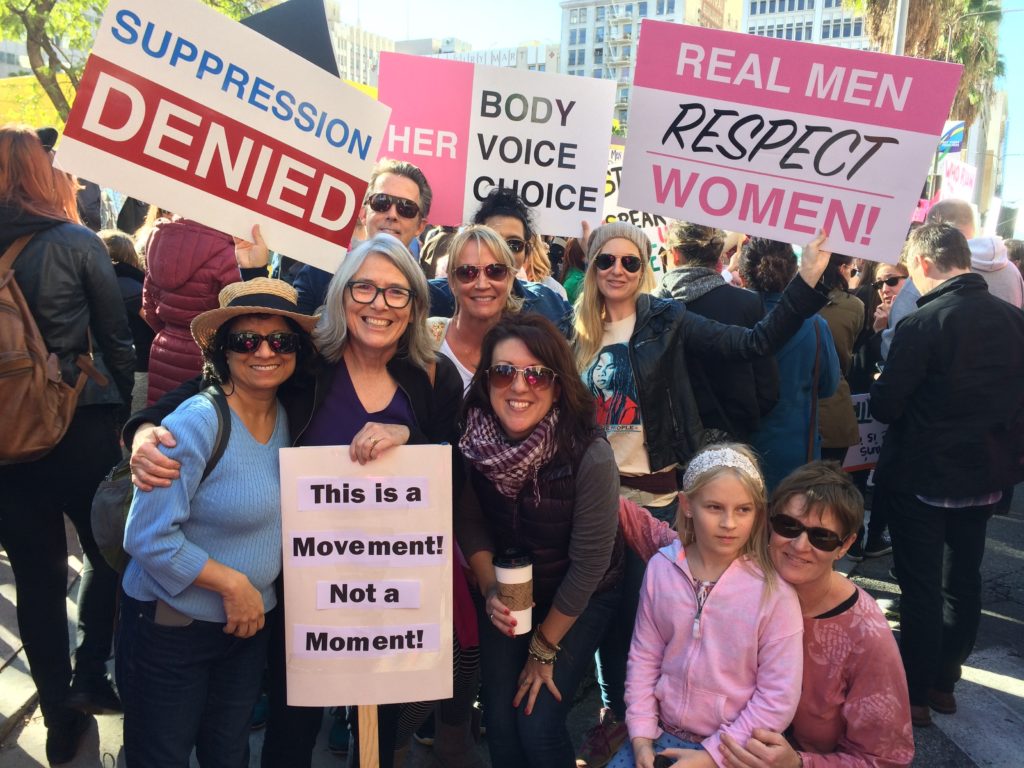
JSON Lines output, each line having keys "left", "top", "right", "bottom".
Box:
{"left": 996, "top": 9, "right": 1023, "bottom": 220}
{"left": 334, "top": 0, "right": 563, "bottom": 49}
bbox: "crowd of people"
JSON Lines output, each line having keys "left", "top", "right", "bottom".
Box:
{"left": 2, "top": 118, "right": 1023, "bottom": 768}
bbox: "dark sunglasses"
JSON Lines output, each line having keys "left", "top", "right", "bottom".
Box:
{"left": 365, "top": 193, "right": 421, "bottom": 219}
{"left": 770, "top": 513, "right": 846, "bottom": 552}
{"left": 346, "top": 280, "right": 415, "bottom": 309}
{"left": 487, "top": 364, "right": 558, "bottom": 391}
{"left": 453, "top": 263, "right": 511, "bottom": 284}
{"left": 504, "top": 237, "right": 529, "bottom": 254}
{"left": 872, "top": 276, "right": 906, "bottom": 290}
{"left": 594, "top": 253, "right": 643, "bottom": 273}
{"left": 850, "top": 267, "right": 860, "bottom": 277}
{"left": 226, "top": 331, "right": 300, "bottom": 354}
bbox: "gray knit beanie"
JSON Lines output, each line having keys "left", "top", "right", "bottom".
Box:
{"left": 586, "top": 221, "right": 652, "bottom": 264}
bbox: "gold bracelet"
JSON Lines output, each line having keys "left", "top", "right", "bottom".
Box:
{"left": 535, "top": 626, "right": 561, "bottom": 653}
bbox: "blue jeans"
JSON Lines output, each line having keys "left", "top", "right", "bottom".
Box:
{"left": 116, "top": 593, "right": 270, "bottom": 767}
{"left": 479, "top": 584, "right": 622, "bottom": 768}
{"left": 607, "top": 733, "right": 704, "bottom": 767}
{"left": 596, "top": 498, "right": 678, "bottom": 718}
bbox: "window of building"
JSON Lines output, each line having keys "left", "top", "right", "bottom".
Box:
{"left": 658, "top": 0, "right": 666, "bottom": 12}
{"left": 786, "top": 23, "right": 793, "bottom": 39}
{"left": 667, "top": 0, "right": 674, "bottom": 11}
{"left": 822, "top": 24, "right": 830, "bottom": 38}
{"left": 595, "top": 48, "right": 604, "bottom": 63}
{"left": 805, "top": 21, "right": 813, "bottom": 36}
{"left": 597, "top": 27, "right": 605, "bottom": 42}
{"left": 808, "top": 0, "right": 814, "bottom": 7}
{"left": 750, "top": 1, "right": 757, "bottom": 13}
{"left": 623, "top": 45, "right": 632, "bottom": 57}
{"left": 539, "top": 63, "right": 546, "bottom": 72}
{"left": 625, "top": 3, "right": 634, "bottom": 14}
{"left": 580, "top": 8, "right": 588, "bottom": 22}
{"left": 579, "top": 28, "right": 587, "bottom": 44}
{"left": 620, "top": 66, "right": 631, "bottom": 80}
{"left": 594, "top": 68, "right": 603, "bottom": 78}
{"left": 844, "top": 20, "right": 852, "bottom": 36}
{"left": 749, "top": 26, "right": 756, "bottom": 33}
{"left": 769, "top": 0, "right": 776, "bottom": 11}
{"left": 795, "top": 25, "right": 803, "bottom": 40}
{"left": 597, "top": 6, "right": 606, "bottom": 20}
{"left": 578, "top": 49, "right": 586, "bottom": 65}
{"left": 759, "top": 0, "right": 767, "bottom": 13}
{"left": 624, "top": 22, "right": 633, "bottom": 35}
{"left": 570, "top": 9, "right": 578, "bottom": 23}
{"left": 854, "top": 19, "right": 863, "bottom": 35}
{"left": 799, "top": 0, "right": 805, "bottom": 8}
{"left": 833, "top": 20, "right": 841, "bottom": 36}
{"left": 570, "top": 29, "right": 577, "bottom": 45}
{"left": 789, "top": 0, "right": 795, "bottom": 9}
{"left": 568, "top": 50, "right": 577, "bottom": 65}
{"left": 638, "top": 1, "right": 648, "bottom": 15}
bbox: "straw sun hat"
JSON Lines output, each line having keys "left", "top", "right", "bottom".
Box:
{"left": 191, "top": 278, "right": 319, "bottom": 351}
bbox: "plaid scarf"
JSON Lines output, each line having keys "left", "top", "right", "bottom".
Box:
{"left": 459, "top": 407, "right": 561, "bottom": 502}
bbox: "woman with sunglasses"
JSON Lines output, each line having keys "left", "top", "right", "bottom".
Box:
{"left": 124, "top": 234, "right": 463, "bottom": 768}
{"left": 572, "top": 223, "right": 833, "bottom": 766}
{"left": 457, "top": 314, "right": 624, "bottom": 768}
{"left": 118, "top": 278, "right": 318, "bottom": 766}
{"left": 870, "top": 264, "right": 909, "bottom": 333}
{"left": 431, "top": 225, "right": 523, "bottom": 389}
{"left": 720, "top": 462, "right": 913, "bottom": 767}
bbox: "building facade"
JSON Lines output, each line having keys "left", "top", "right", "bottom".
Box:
{"left": 324, "top": 2, "right": 395, "bottom": 86}
{"left": 433, "top": 44, "right": 560, "bottom": 73}
{"left": 743, "top": 0, "right": 872, "bottom": 49}
{"left": 559, "top": 0, "right": 738, "bottom": 126}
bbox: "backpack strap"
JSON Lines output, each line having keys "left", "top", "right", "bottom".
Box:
{"left": 0, "top": 235, "right": 34, "bottom": 273}
{"left": 197, "top": 384, "right": 232, "bottom": 482}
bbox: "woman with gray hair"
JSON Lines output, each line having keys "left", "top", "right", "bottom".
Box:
{"left": 123, "top": 233, "right": 464, "bottom": 767}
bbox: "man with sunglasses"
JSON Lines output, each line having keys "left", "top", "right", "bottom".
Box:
{"left": 869, "top": 223, "right": 1024, "bottom": 728}
{"left": 286, "top": 159, "right": 432, "bottom": 313}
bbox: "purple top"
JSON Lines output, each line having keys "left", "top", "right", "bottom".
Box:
{"left": 299, "top": 359, "right": 415, "bottom": 447}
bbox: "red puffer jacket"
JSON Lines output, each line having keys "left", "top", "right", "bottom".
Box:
{"left": 143, "top": 219, "right": 239, "bottom": 404}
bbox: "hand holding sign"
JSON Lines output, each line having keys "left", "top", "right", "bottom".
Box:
{"left": 798, "top": 230, "right": 831, "bottom": 288}
{"left": 349, "top": 422, "right": 412, "bottom": 465}
{"left": 234, "top": 224, "right": 269, "bottom": 269}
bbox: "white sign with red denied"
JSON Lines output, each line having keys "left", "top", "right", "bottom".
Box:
{"left": 619, "top": 21, "right": 962, "bottom": 262}
{"left": 55, "top": 0, "right": 390, "bottom": 274}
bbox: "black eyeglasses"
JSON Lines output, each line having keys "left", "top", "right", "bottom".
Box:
{"left": 226, "top": 331, "right": 301, "bottom": 354}
{"left": 487, "top": 364, "right": 558, "bottom": 391}
{"left": 453, "top": 263, "right": 511, "bottom": 284}
{"left": 872, "top": 276, "right": 906, "bottom": 290}
{"left": 346, "top": 281, "right": 415, "bottom": 309}
{"left": 594, "top": 253, "right": 643, "bottom": 273}
{"left": 770, "top": 513, "right": 846, "bottom": 552}
{"left": 504, "top": 237, "right": 529, "bottom": 254}
{"left": 365, "top": 193, "right": 421, "bottom": 219}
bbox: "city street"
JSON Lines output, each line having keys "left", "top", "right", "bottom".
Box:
{"left": 1, "top": 486, "right": 1022, "bottom": 767}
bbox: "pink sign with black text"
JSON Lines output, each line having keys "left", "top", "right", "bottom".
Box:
{"left": 619, "top": 21, "right": 962, "bottom": 262}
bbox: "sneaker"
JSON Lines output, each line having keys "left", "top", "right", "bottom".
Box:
{"left": 65, "top": 674, "right": 122, "bottom": 715}
{"left": 928, "top": 689, "right": 957, "bottom": 714}
{"left": 576, "top": 708, "right": 628, "bottom": 768}
{"left": 250, "top": 692, "right": 268, "bottom": 730}
{"left": 863, "top": 531, "right": 893, "bottom": 558}
{"left": 414, "top": 712, "right": 436, "bottom": 747}
{"left": 46, "top": 710, "right": 92, "bottom": 765}
{"left": 328, "top": 708, "right": 350, "bottom": 755}
{"left": 845, "top": 539, "right": 865, "bottom": 562}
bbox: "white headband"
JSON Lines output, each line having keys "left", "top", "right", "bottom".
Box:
{"left": 682, "top": 447, "right": 762, "bottom": 492}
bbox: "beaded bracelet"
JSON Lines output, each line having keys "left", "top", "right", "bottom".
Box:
{"left": 528, "top": 631, "right": 558, "bottom": 664}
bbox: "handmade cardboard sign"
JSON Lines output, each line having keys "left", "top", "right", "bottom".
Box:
{"left": 280, "top": 445, "right": 453, "bottom": 706}
{"left": 843, "top": 394, "right": 889, "bottom": 472}
{"left": 55, "top": 0, "right": 390, "bottom": 273}
{"left": 605, "top": 141, "right": 668, "bottom": 277}
{"left": 379, "top": 52, "right": 614, "bottom": 234}
{"left": 620, "top": 21, "right": 962, "bottom": 262}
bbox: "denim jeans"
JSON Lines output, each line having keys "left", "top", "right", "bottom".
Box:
{"left": 116, "top": 593, "right": 270, "bottom": 767}
{"left": 0, "top": 406, "right": 120, "bottom": 727}
{"left": 888, "top": 490, "right": 993, "bottom": 705}
{"left": 596, "top": 498, "right": 678, "bottom": 719}
{"left": 479, "top": 584, "right": 622, "bottom": 768}
{"left": 607, "top": 733, "right": 704, "bottom": 767}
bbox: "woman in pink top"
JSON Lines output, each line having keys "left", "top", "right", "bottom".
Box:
{"left": 617, "top": 461, "right": 914, "bottom": 768}
{"left": 717, "top": 462, "right": 914, "bottom": 768}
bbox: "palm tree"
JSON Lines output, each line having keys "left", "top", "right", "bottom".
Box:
{"left": 846, "top": 0, "right": 1003, "bottom": 127}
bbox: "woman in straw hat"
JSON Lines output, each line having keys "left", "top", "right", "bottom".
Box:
{"left": 123, "top": 233, "right": 464, "bottom": 768}
{"left": 116, "top": 277, "right": 317, "bottom": 767}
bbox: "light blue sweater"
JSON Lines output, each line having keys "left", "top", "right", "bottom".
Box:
{"left": 123, "top": 394, "right": 288, "bottom": 622}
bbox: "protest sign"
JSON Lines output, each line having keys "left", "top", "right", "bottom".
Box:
{"left": 842, "top": 394, "right": 889, "bottom": 472}
{"left": 605, "top": 141, "right": 668, "bottom": 278}
{"left": 939, "top": 157, "right": 977, "bottom": 202}
{"left": 619, "top": 21, "right": 962, "bottom": 262}
{"left": 281, "top": 445, "right": 453, "bottom": 706}
{"left": 379, "top": 52, "right": 614, "bottom": 235}
{"left": 55, "top": 0, "right": 390, "bottom": 274}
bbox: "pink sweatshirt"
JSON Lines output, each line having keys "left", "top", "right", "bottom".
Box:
{"left": 626, "top": 540, "right": 804, "bottom": 768}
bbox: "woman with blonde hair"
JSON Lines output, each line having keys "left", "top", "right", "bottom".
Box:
{"left": 573, "top": 221, "right": 833, "bottom": 768}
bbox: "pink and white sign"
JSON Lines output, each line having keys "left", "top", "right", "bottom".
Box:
{"left": 939, "top": 157, "right": 977, "bottom": 202}
{"left": 619, "top": 21, "right": 962, "bottom": 262}
{"left": 379, "top": 53, "right": 614, "bottom": 234}
{"left": 55, "top": 0, "right": 390, "bottom": 274}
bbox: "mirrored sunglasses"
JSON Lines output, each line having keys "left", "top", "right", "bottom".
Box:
{"left": 453, "top": 263, "right": 511, "bottom": 284}
{"left": 366, "top": 193, "right": 420, "bottom": 219}
{"left": 487, "top": 364, "right": 557, "bottom": 391}
{"left": 594, "top": 253, "right": 643, "bottom": 273}
{"left": 770, "top": 513, "right": 846, "bottom": 552}
{"left": 226, "top": 331, "right": 300, "bottom": 354}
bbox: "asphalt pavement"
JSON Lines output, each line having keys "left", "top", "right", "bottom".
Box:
{"left": 1, "top": 486, "right": 1022, "bottom": 767}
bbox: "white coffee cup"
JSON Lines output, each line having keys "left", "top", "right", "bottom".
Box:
{"left": 493, "top": 549, "right": 532, "bottom": 636}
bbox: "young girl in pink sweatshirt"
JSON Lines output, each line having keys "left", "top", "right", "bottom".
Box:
{"left": 608, "top": 444, "right": 804, "bottom": 768}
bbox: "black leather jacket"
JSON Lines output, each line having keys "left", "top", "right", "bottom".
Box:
{"left": 1, "top": 209, "right": 135, "bottom": 411}
{"left": 630, "top": 276, "right": 829, "bottom": 472}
